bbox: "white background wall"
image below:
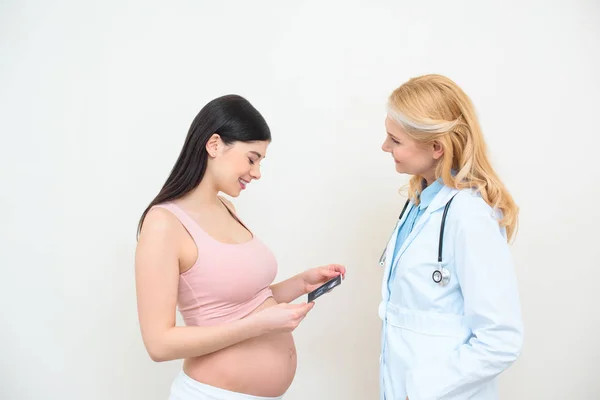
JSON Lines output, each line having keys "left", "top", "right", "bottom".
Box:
{"left": 1, "top": 0, "right": 599, "bottom": 399}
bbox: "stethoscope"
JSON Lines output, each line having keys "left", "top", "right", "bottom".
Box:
{"left": 378, "top": 193, "right": 458, "bottom": 286}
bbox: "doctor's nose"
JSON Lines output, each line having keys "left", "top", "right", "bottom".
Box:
{"left": 381, "top": 141, "right": 390, "bottom": 153}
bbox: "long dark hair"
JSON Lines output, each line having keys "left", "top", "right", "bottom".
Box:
{"left": 137, "top": 94, "right": 271, "bottom": 236}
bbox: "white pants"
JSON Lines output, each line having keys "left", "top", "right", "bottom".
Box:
{"left": 169, "top": 370, "right": 284, "bottom": 400}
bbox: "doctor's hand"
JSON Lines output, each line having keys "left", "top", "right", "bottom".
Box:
{"left": 301, "top": 264, "right": 346, "bottom": 293}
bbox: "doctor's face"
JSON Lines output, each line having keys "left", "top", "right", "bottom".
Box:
{"left": 381, "top": 116, "right": 438, "bottom": 178}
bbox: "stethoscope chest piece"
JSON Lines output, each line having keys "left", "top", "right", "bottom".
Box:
{"left": 432, "top": 265, "right": 451, "bottom": 286}
{"left": 380, "top": 192, "right": 458, "bottom": 287}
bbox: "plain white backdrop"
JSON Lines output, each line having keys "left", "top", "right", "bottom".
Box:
{"left": 1, "top": 0, "right": 599, "bottom": 399}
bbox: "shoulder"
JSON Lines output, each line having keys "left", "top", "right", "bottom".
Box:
{"left": 448, "top": 188, "right": 507, "bottom": 238}
{"left": 449, "top": 188, "right": 503, "bottom": 224}
{"left": 139, "top": 205, "right": 183, "bottom": 240}
{"left": 218, "top": 195, "right": 237, "bottom": 213}
{"left": 449, "top": 188, "right": 499, "bottom": 218}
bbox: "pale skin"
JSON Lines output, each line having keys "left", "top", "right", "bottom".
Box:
{"left": 135, "top": 134, "right": 345, "bottom": 363}
{"left": 381, "top": 116, "right": 443, "bottom": 400}
{"left": 381, "top": 116, "right": 444, "bottom": 188}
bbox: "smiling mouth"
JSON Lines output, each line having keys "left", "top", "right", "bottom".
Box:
{"left": 239, "top": 178, "right": 249, "bottom": 189}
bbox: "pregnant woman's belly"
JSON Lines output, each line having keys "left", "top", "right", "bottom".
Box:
{"left": 183, "top": 297, "right": 297, "bottom": 397}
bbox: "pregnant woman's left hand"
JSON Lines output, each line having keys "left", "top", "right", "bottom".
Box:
{"left": 302, "top": 264, "right": 346, "bottom": 293}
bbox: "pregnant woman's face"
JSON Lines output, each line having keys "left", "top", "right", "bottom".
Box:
{"left": 207, "top": 137, "right": 269, "bottom": 197}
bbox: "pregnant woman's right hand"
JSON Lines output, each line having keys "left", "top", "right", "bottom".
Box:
{"left": 253, "top": 302, "right": 315, "bottom": 334}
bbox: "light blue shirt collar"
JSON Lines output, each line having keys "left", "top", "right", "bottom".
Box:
{"left": 417, "top": 178, "right": 444, "bottom": 210}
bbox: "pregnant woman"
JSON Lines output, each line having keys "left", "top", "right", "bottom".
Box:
{"left": 135, "top": 94, "right": 345, "bottom": 400}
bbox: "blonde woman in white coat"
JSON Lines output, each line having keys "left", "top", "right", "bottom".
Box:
{"left": 378, "top": 74, "right": 524, "bottom": 400}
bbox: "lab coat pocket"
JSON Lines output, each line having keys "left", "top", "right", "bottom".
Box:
{"left": 385, "top": 304, "right": 470, "bottom": 368}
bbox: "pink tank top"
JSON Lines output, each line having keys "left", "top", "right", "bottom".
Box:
{"left": 152, "top": 200, "right": 277, "bottom": 326}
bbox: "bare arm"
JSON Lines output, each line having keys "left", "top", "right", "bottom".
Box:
{"left": 135, "top": 208, "right": 312, "bottom": 362}
{"left": 270, "top": 274, "right": 307, "bottom": 303}
{"left": 270, "top": 264, "right": 346, "bottom": 303}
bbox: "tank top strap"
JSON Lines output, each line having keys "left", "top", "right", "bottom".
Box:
{"left": 151, "top": 202, "right": 206, "bottom": 245}
{"left": 217, "top": 196, "right": 253, "bottom": 236}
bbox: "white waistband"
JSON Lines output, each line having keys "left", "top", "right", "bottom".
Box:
{"left": 169, "top": 370, "right": 284, "bottom": 400}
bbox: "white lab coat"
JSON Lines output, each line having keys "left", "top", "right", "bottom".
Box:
{"left": 379, "top": 185, "right": 523, "bottom": 400}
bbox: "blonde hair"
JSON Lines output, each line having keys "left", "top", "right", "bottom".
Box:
{"left": 388, "top": 74, "right": 519, "bottom": 242}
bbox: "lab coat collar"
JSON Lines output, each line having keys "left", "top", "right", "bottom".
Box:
{"left": 417, "top": 178, "right": 444, "bottom": 210}
{"left": 390, "top": 185, "right": 460, "bottom": 265}
{"left": 427, "top": 184, "right": 460, "bottom": 213}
